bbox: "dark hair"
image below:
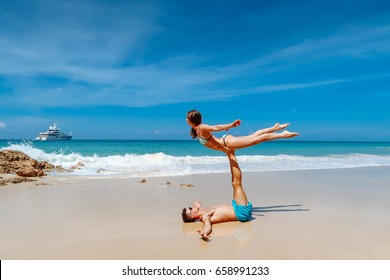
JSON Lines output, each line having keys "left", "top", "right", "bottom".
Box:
{"left": 182, "top": 208, "right": 196, "bottom": 223}
{"left": 187, "top": 110, "right": 202, "bottom": 139}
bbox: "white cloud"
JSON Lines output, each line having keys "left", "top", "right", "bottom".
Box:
{"left": 0, "top": 1, "right": 160, "bottom": 76}
{"left": 1, "top": 0, "right": 389, "bottom": 109}
{"left": 0, "top": 122, "right": 5, "bottom": 129}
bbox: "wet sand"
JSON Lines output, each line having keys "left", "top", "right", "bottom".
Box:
{"left": 1, "top": 167, "right": 390, "bottom": 259}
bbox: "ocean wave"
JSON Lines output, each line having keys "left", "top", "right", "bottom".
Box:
{"left": 2, "top": 142, "right": 390, "bottom": 178}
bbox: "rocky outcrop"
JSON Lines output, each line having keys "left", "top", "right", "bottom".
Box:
{"left": 0, "top": 150, "right": 56, "bottom": 177}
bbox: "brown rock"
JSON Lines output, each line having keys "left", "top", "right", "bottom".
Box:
{"left": 70, "top": 161, "right": 85, "bottom": 170}
{"left": 0, "top": 150, "right": 56, "bottom": 177}
{"left": 0, "top": 175, "right": 35, "bottom": 186}
{"left": 16, "top": 167, "right": 38, "bottom": 177}
{"left": 10, "top": 176, "right": 34, "bottom": 184}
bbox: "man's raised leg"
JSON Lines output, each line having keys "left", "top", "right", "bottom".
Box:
{"left": 227, "top": 151, "right": 248, "bottom": 205}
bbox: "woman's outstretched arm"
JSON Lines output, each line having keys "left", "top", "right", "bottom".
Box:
{"left": 199, "top": 120, "right": 241, "bottom": 132}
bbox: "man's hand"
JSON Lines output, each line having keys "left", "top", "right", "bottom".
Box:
{"left": 197, "top": 229, "right": 211, "bottom": 241}
{"left": 197, "top": 211, "right": 214, "bottom": 241}
{"left": 192, "top": 201, "right": 201, "bottom": 208}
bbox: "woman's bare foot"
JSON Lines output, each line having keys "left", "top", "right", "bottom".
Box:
{"left": 281, "top": 130, "right": 299, "bottom": 138}
{"left": 274, "top": 123, "right": 290, "bottom": 131}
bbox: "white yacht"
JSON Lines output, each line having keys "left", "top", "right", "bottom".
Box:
{"left": 35, "top": 123, "right": 73, "bottom": 141}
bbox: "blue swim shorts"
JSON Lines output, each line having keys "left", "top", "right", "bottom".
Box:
{"left": 232, "top": 200, "right": 252, "bottom": 222}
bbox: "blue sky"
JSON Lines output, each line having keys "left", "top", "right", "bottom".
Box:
{"left": 1, "top": 0, "right": 389, "bottom": 140}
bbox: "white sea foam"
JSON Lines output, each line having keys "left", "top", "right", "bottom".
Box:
{"left": 2, "top": 143, "right": 390, "bottom": 178}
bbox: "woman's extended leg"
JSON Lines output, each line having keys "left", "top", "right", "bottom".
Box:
{"left": 225, "top": 130, "right": 299, "bottom": 150}
{"left": 249, "top": 123, "right": 289, "bottom": 137}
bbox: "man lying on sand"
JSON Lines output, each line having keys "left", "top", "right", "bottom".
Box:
{"left": 181, "top": 151, "right": 252, "bottom": 241}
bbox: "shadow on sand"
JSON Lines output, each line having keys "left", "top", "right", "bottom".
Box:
{"left": 251, "top": 204, "right": 310, "bottom": 218}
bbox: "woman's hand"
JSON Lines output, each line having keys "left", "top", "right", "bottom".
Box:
{"left": 227, "top": 119, "right": 241, "bottom": 130}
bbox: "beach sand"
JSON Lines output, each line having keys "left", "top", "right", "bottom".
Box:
{"left": 1, "top": 167, "right": 390, "bottom": 260}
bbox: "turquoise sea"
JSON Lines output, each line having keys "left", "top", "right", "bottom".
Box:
{"left": 1, "top": 139, "right": 390, "bottom": 178}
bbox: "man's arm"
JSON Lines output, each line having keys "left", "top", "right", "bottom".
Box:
{"left": 197, "top": 211, "right": 214, "bottom": 241}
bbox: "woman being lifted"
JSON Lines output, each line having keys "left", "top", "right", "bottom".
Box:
{"left": 186, "top": 109, "right": 299, "bottom": 154}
